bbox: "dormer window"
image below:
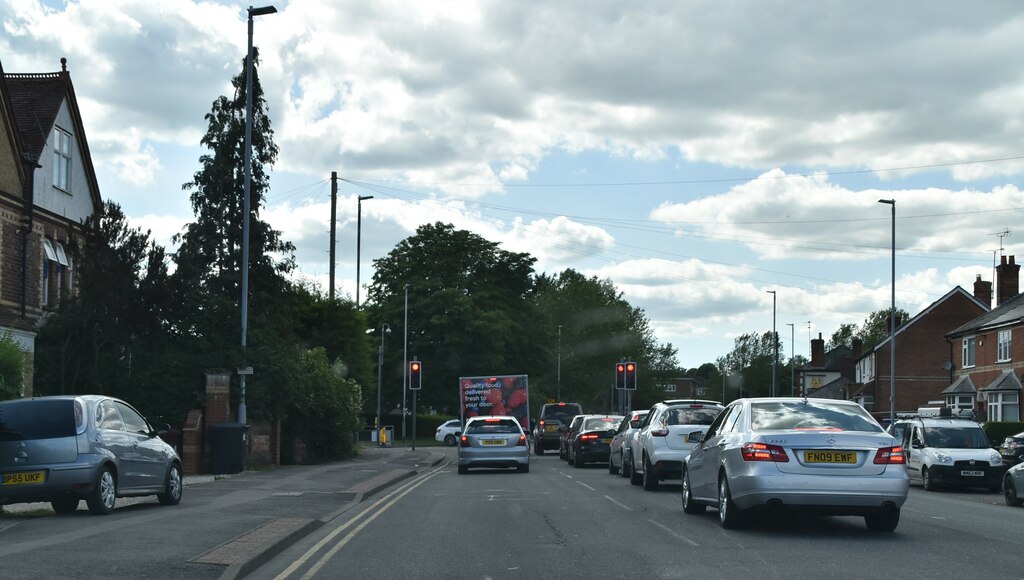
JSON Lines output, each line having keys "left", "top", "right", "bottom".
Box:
{"left": 53, "top": 126, "right": 71, "bottom": 191}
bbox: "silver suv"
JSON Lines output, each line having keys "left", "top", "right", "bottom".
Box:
{"left": 630, "top": 399, "right": 724, "bottom": 490}
{"left": 0, "top": 395, "right": 183, "bottom": 514}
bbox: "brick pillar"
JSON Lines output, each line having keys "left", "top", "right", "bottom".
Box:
{"left": 203, "top": 370, "right": 232, "bottom": 473}
{"left": 181, "top": 409, "right": 203, "bottom": 475}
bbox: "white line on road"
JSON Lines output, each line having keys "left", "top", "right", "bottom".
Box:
{"left": 576, "top": 481, "right": 597, "bottom": 492}
{"left": 649, "top": 519, "right": 699, "bottom": 547}
{"left": 603, "top": 495, "right": 633, "bottom": 511}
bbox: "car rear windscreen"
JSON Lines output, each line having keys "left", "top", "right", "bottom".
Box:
{"left": 0, "top": 399, "right": 78, "bottom": 441}
{"left": 584, "top": 417, "right": 620, "bottom": 431}
{"left": 751, "top": 401, "right": 883, "bottom": 432}
{"left": 467, "top": 420, "right": 521, "bottom": 434}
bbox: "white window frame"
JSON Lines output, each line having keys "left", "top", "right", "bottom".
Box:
{"left": 962, "top": 336, "right": 976, "bottom": 368}
{"left": 987, "top": 391, "right": 1020, "bottom": 422}
{"left": 998, "top": 329, "right": 1013, "bottom": 362}
{"left": 663, "top": 384, "right": 677, "bottom": 393}
{"left": 947, "top": 394, "right": 973, "bottom": 414}
{"left": 53, "top": 126, "right": 72, "bottom": 191}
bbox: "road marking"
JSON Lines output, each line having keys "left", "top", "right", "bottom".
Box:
{"left": 649, "top": 519, "right": 699, "bottom": 546}
{"left": 576, "top": 481, "right": 597, "bottom": 492}
{"left": 274, "top": 464, "right": 446, "bottom": 580}
{"left": 603, "top": 495, "right": 633, "bottom": 511}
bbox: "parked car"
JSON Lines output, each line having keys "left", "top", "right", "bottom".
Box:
{"left": 567, "top": 415, "right": 622, "bottom": 467}
{"left": 532, "top": 402, "right": 583, "bottom": 454}
{"left": 1003, "top": 461, "right": 1024, "bottom": 507}
{"left": 892, "top": 415, "right": 1003, "bottom": 492}
{"left": 998, "top": 431, "right": 1024, "bottom": 466}
{"left": 559, "top": 414, "right": 587, "bottom": 460}
{"left": 0, "top": 395, "right": 183, "bottom": 515}
{"left": 681, "top": 397, "right": 908, "bottom": 532}
{"left": 435, "top": 419, "right": 462, "bottom": 446}
{"left": 631, "top": 399, "right": 724, "bottom": 490}
{"left": 457, "top": 416, "right": 529, "bottom": 474}
{"left": 609, "top": 410, "right": 649, "bottom": 476}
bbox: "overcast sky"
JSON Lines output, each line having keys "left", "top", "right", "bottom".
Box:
{"left": 4, "top": 1, "right": 1024, "bottom": 371}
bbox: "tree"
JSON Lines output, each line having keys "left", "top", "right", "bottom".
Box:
{"left": 715, "top": 332, "right": 780, "bottom": 398}
{"left": 0, "top": 332, "right": 25, "bottom": 400}
{"left": 828, "top": 309, "right": 910, "bottom": 351}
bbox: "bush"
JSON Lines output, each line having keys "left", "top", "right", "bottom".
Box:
{"left": 0, "top": 333, "right": 26, "bottom": 401}
{"left": 281, "top": 348, "right": 364, "bottom": 464}
{"left": 983, "top": 421, "right": 1024, "bottom": 446}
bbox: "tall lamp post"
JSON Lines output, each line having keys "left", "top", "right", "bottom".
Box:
{"left": 879, "top": 199, "right": 896, "bottom": 427}
{"left": 786, "top": 323, "right": 795, "bottom": 396}
{"left": 356, "top": 195, "right": 374, "bottom": 308}
{"left": 239, "top": 3, "right": 277, "bottom": 425}
{"left": 767, "top": 290, "right": 777, "bottom": 397}
{"left": 371, "top": 323, "right": 391, "bottom": 442}
{"left": 557, "top": 325, "right": 562, "bottom": 401}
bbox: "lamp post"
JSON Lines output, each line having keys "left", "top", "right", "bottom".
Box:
{"left": 238, "top": 3, "right": 276, "bottom": 425}
{"left": 557, "top": 325, "right": 562, "bottom": 401}
{"left": 402, "top": 284, "right": 409, "bottom": 442}
{"left": 372, "top": 323, "right": 391, "bottom": 442}
{"left": 767, "top": 290, "right": 777, "bottom": 397}
{"left": 356, "top": 195, "right": 374, "bottom": 308}
{"left": 786, "top": 323, "right": 795, "bottom": 397}
{"left": 879, "top": 199, "right": 896, "bottom": 427}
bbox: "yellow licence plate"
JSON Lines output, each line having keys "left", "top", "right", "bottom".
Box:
{"left": 481, "top": 439, "right": 504, "bottom": 446}
{"left": 2, "top": 471, "right": 46, "bottom": 485}
{"left": 545, "top": 425, "right": 558, "bottom": 433}
{"left": 804, "top": 451, "right": 856, "bottom": 464}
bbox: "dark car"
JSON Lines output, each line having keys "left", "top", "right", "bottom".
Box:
{"left": 559, "top": 414, "right": 586, "bottom": 460}
{"left": 0, "top": 395, "right": 183, "bottom": 515}
{"left": 568, "top": 415, "right": 623, "bottom": 468}
{"left": 533, "top": 402, "right": 583, "bottom": 454}
{"left": 999, "top": 431, "right": 1024, "bottom": 466}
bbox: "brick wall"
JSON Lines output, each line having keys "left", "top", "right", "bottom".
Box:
{"left": 181, "top": 409, "right": 203, "bottom": 476}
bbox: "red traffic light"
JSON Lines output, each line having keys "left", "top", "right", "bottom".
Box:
{"left": 410, "top": 362, "right": 421, "bottom": 372}
{"left": 626, "top": 363, "right": 635, "bottom": 372}
{"left": 410, "top": 360, "right": 423, "bottom": 390}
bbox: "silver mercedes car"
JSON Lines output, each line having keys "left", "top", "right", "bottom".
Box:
{"left": 681, "top": 397, "right": 908, "bottom": 532}
{"left": 0, "top": 395, "right": 183, "bottom": 514}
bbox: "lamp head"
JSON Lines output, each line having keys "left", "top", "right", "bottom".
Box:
{"left": 249, "top": 5, "right": 277, "bottom": 17}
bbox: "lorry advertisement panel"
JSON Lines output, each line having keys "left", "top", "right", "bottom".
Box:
{"left": 459, "top": 374, "right": 529, "bottom": 430}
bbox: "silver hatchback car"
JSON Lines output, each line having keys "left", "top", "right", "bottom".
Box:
{"left": 682, "top": 397, "right": 908, "bottom": 532}
{"left": 0, "top": 395, "right": 183, "bottom": 514}
{"left": 457, "top": 415, "right": 530, "bottom": 474}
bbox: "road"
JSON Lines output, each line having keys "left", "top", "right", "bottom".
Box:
{"left": 253, "top": 448, "right": 1023, "bottom": 580}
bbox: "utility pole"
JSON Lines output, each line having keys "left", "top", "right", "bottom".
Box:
{"left": 329, "top": 172, "right": 337, "bottom": 301}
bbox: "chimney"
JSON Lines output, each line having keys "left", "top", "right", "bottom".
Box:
{"left": 852, "top": 337, "right": 863, "bottom": 358}
{"left": 811, "top": 332, "right": 825, "bottom": 367}
{"left": 996, "top": 255, "right": 1020, "bottom": 305}
{"left": 973, "top": 274, "right": 992, "bottom": 307}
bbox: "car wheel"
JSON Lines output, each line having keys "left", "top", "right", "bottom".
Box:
{"left": 158, "top": 462, "right": 183, "bottom": 506}
{"left": 642, "top": 455, "right": 659, "bottom": 491}
{"left": 922, "top": 467, "right": 937, "bottom": 491}
{"left": 559, "top": 445, "right": 566, "bottom": 460}
{"left": 609, "top": 455, "right": 619, "bottom": 475}
{"left": 86, "top": 467, "right": 116, "bottom": 515}
{"left": 518, "top": 463, "right": 530, "bottom": 473}
{"left": 458, "top": 465, "right": 468, "bottom": 474}
{"left": 718, "top": 475, "right": 745, "bottom": 529}
{"left": 444, "top": 434, "right": 457, "bottom": 447}
{"left": 534, "top": 440, "right": 544, "bottom": 455}
{"left": 629, "top": 459, "right": 642, "bottom": 485}
{"left": 681, "top": 469, "right": 705, "bottom": 514}
{"left": 567, "top": 450, "right": 575, "bottom": 466}
{"left": 864, "top": 508, "right": 900, "bottom": 532}
{"left": 575, "top": 450, "right": 585, "bottom": 468}
{"left": 621, "top": 453, "right": 632, "bottom": 479}
{"left": 51, "top": 496, "right": 80, "bottom": 514}
{"left": 1004, "top": 475, "right": 1023, "bottom": 506}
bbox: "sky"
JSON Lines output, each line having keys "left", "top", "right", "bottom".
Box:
{"left": 4, "top": 1, "right": 1024, "bottom": 370}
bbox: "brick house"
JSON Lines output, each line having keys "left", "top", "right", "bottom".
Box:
{"left": 0, "top": 58, "right": 102, "bottom": 396}
{"left": 800, "top": 334, "right": 861, "bottom": 400}
{"left": 849, "top": 285, "right": 990, "bottom": 423}
{"left": 945, "top": 255, "right": 1024, "bottom": 422}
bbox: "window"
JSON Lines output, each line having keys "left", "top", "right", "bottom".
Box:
{"left": 41, "top": 239, "right": 69, "bottom": 308}
{"left": 987, "top": 392, "right": 1020, "bottom": 422}
{"left": 53, "top": 126, "right": 71, "bottom": 191}
{"left": 947, "top": 395, "right": 974, "bottom": 414}
{"left": 998, "top": 329, "right": 1012, "bottom": 362}
{"left": 663, "top": 383, "right": 677, "bottom": 392}
{"left": 962, "top": 337, "right": 976, "bottom": 368}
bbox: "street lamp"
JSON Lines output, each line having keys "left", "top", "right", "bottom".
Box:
{"left": 371, "top": 323, "right": 391, "bottom": 442}
{"left": 557, "top": 325, "right": 562, "bottom": 401}
{"left": 879, "top": 198, "right": 896, "bottom": 427}
{"left": 356, "top": 195, "right": 374, "bottom": 308}
{"left": 238, "top": 3, "right": 277, "bottom": 425}
{"left": 767, "top": 290, "right": 777, "bottom": 397}
{"left": 786, "top": 323, "right": 795, "bottom": 397}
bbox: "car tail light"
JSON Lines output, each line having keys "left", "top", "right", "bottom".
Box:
{"left": 460, "top": 435, "right": 470, "bottom": 448}
{"left": 581, "top": 433, "right": 600, "bottom": 441}
{"left": 741, "top": 442, "right": 789, "bottom": 462}
{"left": 516, "top": 435, "right": 527, "bottom": 447}
{"left": 539, "top": 419, "right": 545, "bottom": 427}
{"left": 484, "top": 418, "right": 500, "bottom": 422}
{"left": 873, "top": 446, "right": 906, "bottom": 465}
{"left": 650, "top": 426, "right": 669, "bottom": 437}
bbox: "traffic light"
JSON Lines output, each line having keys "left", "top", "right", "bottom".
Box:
{"left": 624, "top": 361, "right": 637, "bottom": 390}
{"left": 615, "top": 363, "right": 626, "bottom": 389}
{"left": 409, "top": 360, "right": 422, "bottom": 390}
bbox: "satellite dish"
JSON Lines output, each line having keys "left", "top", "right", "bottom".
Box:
{"left": 942, "top": 360, "right": 953, "bottom": 371}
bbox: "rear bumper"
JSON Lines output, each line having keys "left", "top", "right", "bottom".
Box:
{"left": 1, "top": 459, "right": 102, "bottom": 505}
{"left": 458, "top": 447, "right": 530, "bottom": 469}
{"left": 926, "top": 464, "right": 1005, "bottom": 488}
{"left": 729, "top": 471, "right": 909, "bottom": 513}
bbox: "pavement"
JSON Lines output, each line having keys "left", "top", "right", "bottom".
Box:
{"left": 0, "top": 444, "right": 448, "bottom": 580}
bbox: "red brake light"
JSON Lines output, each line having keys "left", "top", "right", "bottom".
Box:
{"left": 874, "top": 446, "right": 906, "bottom": 465}
{"left": 484, "top": 418, "right": 501, "bottom": 422}
{"left": 516, "top": 435, "right": 527, "bottom": 447}
{"left": 558, "top": 403, "right": 566, "bottom": 406}
{"left": 741, "top": 442, "right": 789, "bottom": 462}
{"left": 460, "top": 435, "right": 470, "bottom": 448}
{"left": 539, "top": 419, "right": 545, "bottom": 426}
{"left": 580, "top": 433, "right": 600, "bottom": 441}
{"left": 650, "top": 426, "right": 669, "bottom": 437}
